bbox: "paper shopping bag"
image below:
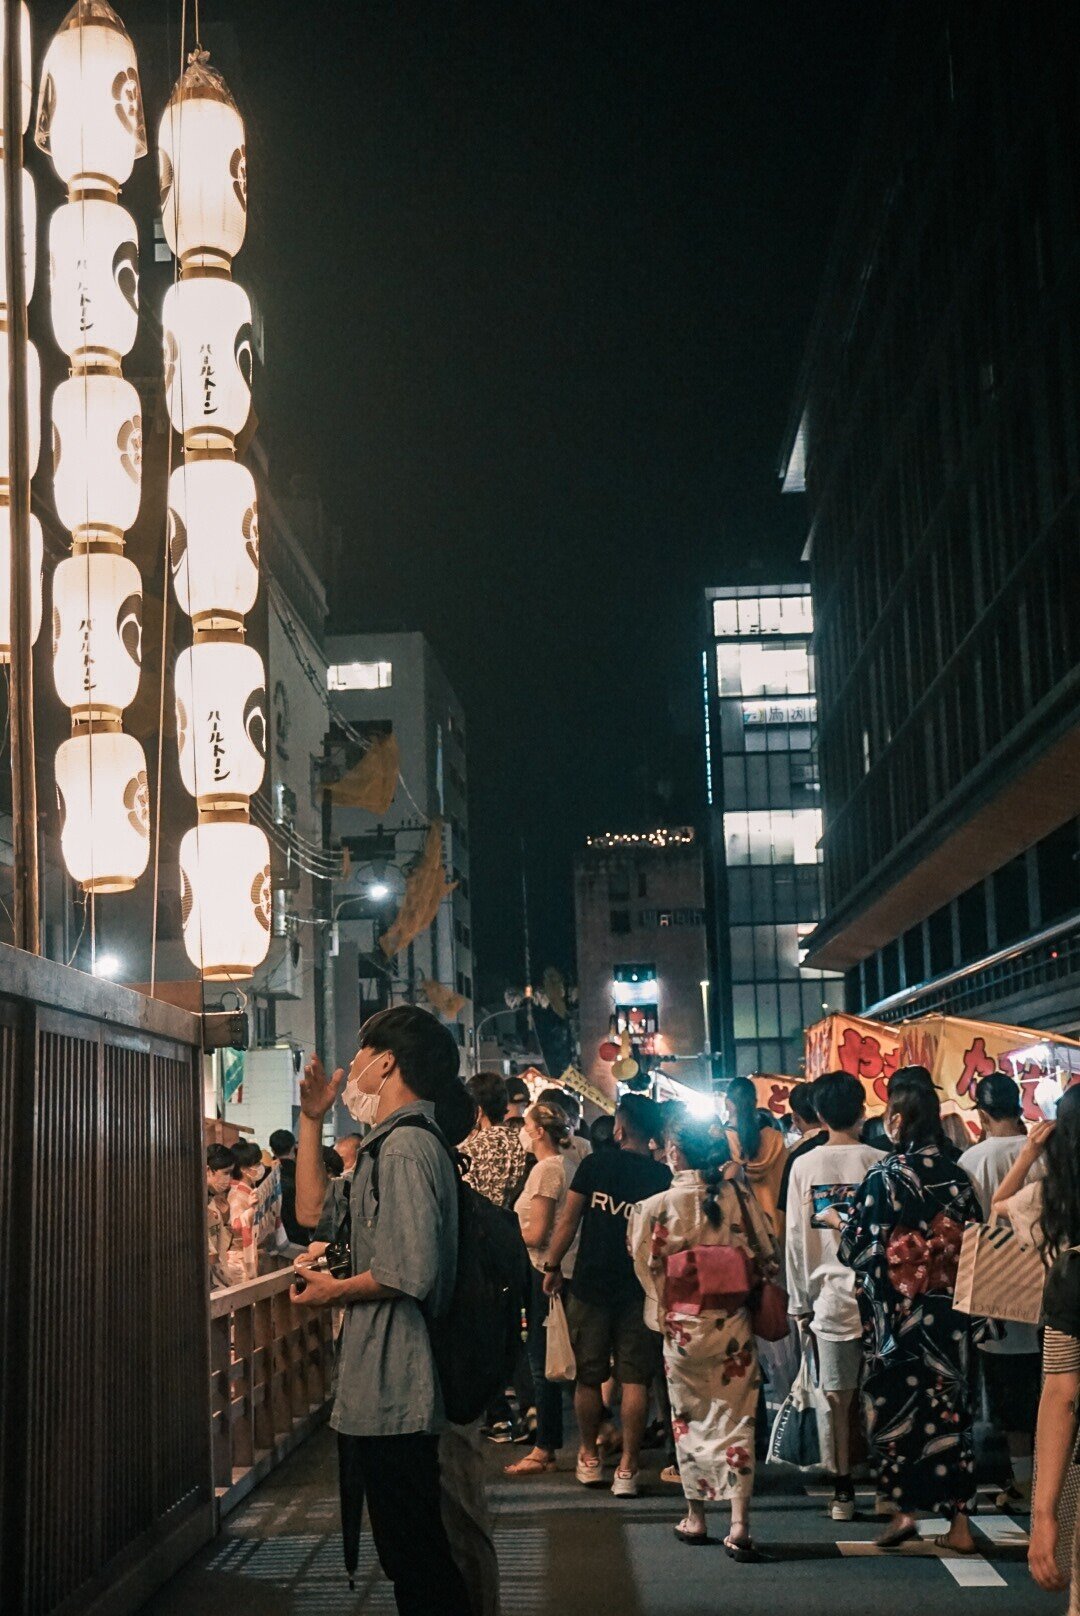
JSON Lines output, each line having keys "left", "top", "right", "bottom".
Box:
{"left": 953, "top": 1222, "right": 1045, "bottom": 1325}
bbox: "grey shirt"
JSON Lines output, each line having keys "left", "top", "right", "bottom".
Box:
{"left": 330, "top": 1100, "right": 458, "bottom": 1438}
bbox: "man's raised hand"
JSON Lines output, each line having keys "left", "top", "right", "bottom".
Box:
{"left": 300, "top": 1054, "right": 344, "bottom": 1120}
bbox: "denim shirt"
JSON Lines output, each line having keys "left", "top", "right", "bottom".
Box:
{"left": 330, "top": 1100, "right": 458, "bottom": 1438}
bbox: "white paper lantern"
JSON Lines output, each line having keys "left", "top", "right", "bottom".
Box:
{"left": 52, "top": 371, "right": 140, "bottom": 538}
{"left": 0, "top": 507, "right": 42, "bottom": 661}
{"left": 55, "top": 727, "right": 150, "bottom": 892}
{"left": 162, "top": 277, "right": 252, "bottom": 449}
{"left": 179, "top": 819, "right": 271, "bottom": 978}
{"left": 168, "top": 459, "right": 258, "bottom": 626}
{"left": 49, "top": 199, "right": 137, "bottom": 363}
{"left": 0, "top": 2, "right": 32, "bottom": 149}
{"left": 0, "top": 167, "right": 36, "bottom": 309}
{"left": 52, "top": 550, "right": 141, "bottom": 717}
{"left": 34, "top": 1, "right": 146, "bottom": 196}
{"left": 0, "top": 331, "right": 40, "bottom": 488}
{"left": 174, "top": 640, "right": 266, "bottom": 807}
{"left": 158, "top": 59, "right": 246, "bottom": 272}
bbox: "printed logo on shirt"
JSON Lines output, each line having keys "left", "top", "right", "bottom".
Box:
{"left": 810, "top": 1182, "right": 859, "bottom": 1230}
{"left": 589, "top": 1191, "right": 637, "bottom": 1220}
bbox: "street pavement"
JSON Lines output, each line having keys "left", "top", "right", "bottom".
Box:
{"left": 140, "top": 1423, "right": 1062, "bottom": 1616}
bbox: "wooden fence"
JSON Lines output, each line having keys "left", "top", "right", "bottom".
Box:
{"left": 210, "top": 1268, "right": 336, "bottom": 1516}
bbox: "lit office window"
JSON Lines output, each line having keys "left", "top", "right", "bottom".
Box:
{"left": 327, "top": 660, "right": 393, "bottom": 691}
{"left": 712, "top": 595, "right": 813, "bottom": 638}
{"left": 717, "top": 643, "right": 812, "bottom": 697}
{"left": 723, "top": 809, "right": 823, "bottom": 866}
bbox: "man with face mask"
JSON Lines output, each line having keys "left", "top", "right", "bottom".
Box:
{"left": 291, "top": 1006, "right": 471, "bottom": 1616}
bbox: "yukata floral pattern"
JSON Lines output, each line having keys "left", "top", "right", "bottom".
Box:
{"left": 629, "top": 1169, "right": 778, "bottom": 1503}
{"left": 838, "top": 1144, "right": 983, "bottom": 1516}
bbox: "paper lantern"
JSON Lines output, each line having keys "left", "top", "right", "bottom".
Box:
{"left": 0, "top": 332, "right": 40, "bottom": 488}
{"left": 52, "top": 371, "right": 140, "bottom": 538}
{"left": 55, "top": 728, "right": 150, "bottom": 892}
{"left": 49, "top": 199, "right": 137, "bottom": 363}
{"left": 168, "top": 459, "right": 258, "bottom": 625}
{"left": 52, "top": 550, "right": 141, "bottom": 717}
{"left": 158, "top": 55, "right": 246, "bottom": 272}
{"left": 0, "top": 167, "right": 36, "bottom": 309}
{"left": 174, "top": 640, "right": 266, "bottom": 807}
{"left": 0, "top": 508, "right": 42, "bottom": 661}
{"left": 34, "top": 0, "right": 146, "bottom": 195}
{"left": 162, "top": 277, "right": 252, "bottom": 449}
{"left": 179, "top": 820, "right": 271, "bottom": 978}
{"left": 0, "top": 2, "right": 32, "bottom": 149}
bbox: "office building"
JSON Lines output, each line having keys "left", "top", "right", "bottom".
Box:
{"left": 575, "top": 828, "right": 709, "bottom": 1093}
{"left": 703, "top": 583, "right": 842, "bottom": 1077}
{"left": 779, "top": 5, "right": 1080, "bottom": 1032}
{"left": 325, "top": 631, "right": 474, "bottom": 1059}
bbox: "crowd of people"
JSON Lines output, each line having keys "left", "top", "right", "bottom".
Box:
{"left": 204, "top": 1004, "right": 1080, "bottom": 1616}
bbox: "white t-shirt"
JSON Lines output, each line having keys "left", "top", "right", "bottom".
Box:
{"left": 514, "top": 1155, "right": 576, "bottom": 1275}
{"left": 785, "top": 1141, "right": 885, "bottom": 1341}
{"left": 958, "top": 1132, "right": 1043, "bottom": 1355}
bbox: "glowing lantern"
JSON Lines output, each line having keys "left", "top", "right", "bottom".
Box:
{"left": 52, "top": 372, "right": 140, "bottom": 538}
{"left": 179, "top": 820, "right": 271, "bottom": 979}
{"left": 174, "top": 641, "right": 266, "bottom": 808}
{"left": 35, "top": 0, "right": 146, "bottom": 197}
{"left": 158, "top": 52, "right": 246, "bottom": 273}
{"left": 0, "top": 2, "right": 33, "bottom": 148}
{"left": 49, "top": 199, "right": 138, "bottom": 362}
{"left": 0, "top": 509, "right": 43, "bottom": 661}
{"left": 168, "top": 459, "right": 258, "bottom": 627}
{"left": 55, "top": 728, "right": 150, "bottom": 892}
{"left": 162, "top": 277, "right": 252, "bottom": 449}
{"left": 0, "top": 166, "right": 36, "bottom": 308}
{"left": 0, "top": 332, "right": 40, "bottom": 493}
{"left": 52, "top": 550, "right": 142, "bottom": 717}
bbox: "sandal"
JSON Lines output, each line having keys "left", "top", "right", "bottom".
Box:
{"left": 504, "top": 1451, "right": 556, "bottom": 1476}
{"left": 877, "top": 1521, "right": 919, "bottom": 1549}
{"left": 660, "top": 1464, "right": 682, "bottom": 1485}
{"left": 724, "top": 1533, "right": 759, "bottom": 1563}
{"left": 932, "top": 1534, "right": 979, "bottom": 1556}
{"left": 675, "top": 1518, "right": 709, "bottom": 1545}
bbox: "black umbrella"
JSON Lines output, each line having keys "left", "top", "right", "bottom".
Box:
{"left": 337, "top": 1432, "right": 366, "bottom": 1590}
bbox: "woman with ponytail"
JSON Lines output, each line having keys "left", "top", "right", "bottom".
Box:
{"left": 629, "top": 1114, "right": 778, "bottom": 1557}
{"left": 723, "top": 1076, "right": 787, "bottom": 1233}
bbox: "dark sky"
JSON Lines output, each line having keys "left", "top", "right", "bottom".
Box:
{"left": 223, "top": 1, "right": 883, "bottom": 996}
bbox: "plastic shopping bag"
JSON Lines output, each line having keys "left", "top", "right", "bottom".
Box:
{"left": 544, "top": 1295, "right": 576, "bottom": 1382}
{"left": 768, "top": 1341, "right": 822, "bottom": 1469}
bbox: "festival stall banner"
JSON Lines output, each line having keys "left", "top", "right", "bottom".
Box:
{"left": 751, "top": 1074, "right": 803, "bottom": 1118}
{"left": 899, "top": 1015, "right": 1080, "bottom": 1122}
{"left": 804, "top": 1013, "right": 902, "bottom": 1112}
{"left": 558, "top": 1064, "right": 616, "bottom": 1115}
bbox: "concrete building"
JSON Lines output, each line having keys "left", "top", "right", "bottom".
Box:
{"left": 703, "top": 582, "right": 843, "bottom": 1077}
{"left": 575, "top": 829, "right": 709, "bottom": 1092}
{"left": 324, "top": 631, "right": 474, "bottom": 1065}
{"left": 780, "top": 5, "right": 1080, "bottom": 1034}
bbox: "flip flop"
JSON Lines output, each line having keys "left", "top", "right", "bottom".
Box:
{"left": 876, "top": 1523, "right": 919, "bottom": 1549}
{"left": 724, "top": 1534, "right": 759, "bottom": 1562}
{"left": 504, "top": 1452, "right": 556, "bottom": 1476}
{"left": 674, "top": 1524, "right": 709, "bottom": 1545}
{"left": 932, "top": 1534, "right": 980, "bottom": 1556}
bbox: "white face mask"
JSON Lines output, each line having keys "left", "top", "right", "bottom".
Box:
{"left": 343, "top": 1052, "right": 390, "bottom": 1125}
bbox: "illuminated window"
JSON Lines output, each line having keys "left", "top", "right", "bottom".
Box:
{"left": 723, "top": 809, "right": 823, "bottom": 867}
{"left": 713, "top": 595, "right": 813, "bottom": 638}
{"left": 327, "top": 660, "right": 393, "bottom": 691}
{"left": 719, "top": 643, "right": 811, "bottom": 697}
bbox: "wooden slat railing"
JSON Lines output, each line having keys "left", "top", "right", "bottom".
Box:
{"left": 210, "top": 1268, "right": 336, "bottom": 1517}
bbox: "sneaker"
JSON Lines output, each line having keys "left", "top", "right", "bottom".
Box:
{"left": 830, "top": 1490, "right": 856, "bottom": 1522}
{"left": 481, "top": 1421, "right": 514, "bottom": 1444}
{"left": 611, "top": 1469, "right": 640, "bottom": 1498}
{"left": 575, "top": 1453, "right": 604, "bottom": 1487}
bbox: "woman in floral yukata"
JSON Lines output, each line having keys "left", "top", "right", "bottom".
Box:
{"left": 837, "top": 1067, "right": 984, "bottom": 1553}
{"left": 630, "top": 1114, "right": 778, "bottom": 1560}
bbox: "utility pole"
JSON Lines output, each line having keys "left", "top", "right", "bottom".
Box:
{"left": 4, "top": 0, "right": 38, "bottom": 954}
{"left": 318, "top": 736, "right": 336, "bottom": 1065}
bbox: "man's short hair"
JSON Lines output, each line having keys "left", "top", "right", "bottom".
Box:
{"left": 269, "top": 1128, "right": 296, "bottom": 1158}
{"left": 233, "top": 1139, "right": 263, "bottom": 1170}
{"left": 505, "top": 1076, "right": 530, "bottom": 1105}
{"left": 206, "top": 1143, "right": 235, "bottom": 1172}
{"left": 812, "top": 1071, "right": 865, "bottom": 1133}
{"left": 789, "top": 1083, "right": 818, "bottom": 1126}
{"left": 538, "top": 1086, "right": 580, "bottom": 1122}
{"left": 616, "top": 1093, "right": 662, "bottom": 1145}
{"left": 360, "top": 1005, "right": 460, "bottom": 1099}
{"left": 323, "top": 1146, "right": 344, "bottom": 1177}
{"left": 467, "top": 1070, "right": 509, "bottom": 1124}
{"left": 435, "top": 1079, "right": 478, "bottom": 1146}
{"left": 974, "top": 1071, "right": 1022, "bottom": 1121}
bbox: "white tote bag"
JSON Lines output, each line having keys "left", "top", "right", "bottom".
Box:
{"left": 544, "top": 1295, "right": 577, "bottom": 1382}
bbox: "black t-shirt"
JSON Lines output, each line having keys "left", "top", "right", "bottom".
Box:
{"left": 569, "top": 1148, "right": 671, "bottom": 1306}
{"left": 777, "top": 1129, "right": 827, "bottom": 1215}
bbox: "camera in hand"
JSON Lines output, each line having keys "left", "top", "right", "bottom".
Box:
{"left": 293, "top": 1239, "right": 350, "bottom": 1293}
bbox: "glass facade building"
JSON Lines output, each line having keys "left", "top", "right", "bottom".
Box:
{"left": 779, "top": 6, "right": 1080, "bottom": 1036}
{"left": 704, "top": 584, "right": 843, "bottom": 1077}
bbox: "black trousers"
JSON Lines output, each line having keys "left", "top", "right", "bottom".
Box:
{"left": 340, "top": 1431, "right": 472, "bottom": 1616}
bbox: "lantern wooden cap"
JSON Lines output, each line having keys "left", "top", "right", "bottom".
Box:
{"left": 169, "top": 49, "right": 240, "bottom": 111}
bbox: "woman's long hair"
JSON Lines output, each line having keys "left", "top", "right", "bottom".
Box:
{"left": 1040, "top": 1085, "right": 1080, "bottom": 1259}
{"left": 887, "top": 1067, "right": 942, "bottom": 1151}
{"left": 669, "top": 1116, "right": 732, "bottom": 1228}
{"left": 725, "top": 1075, "right": 761, "bottom": 1164}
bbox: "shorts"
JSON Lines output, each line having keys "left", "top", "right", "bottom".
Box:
{"left": 566, "top": 1292, "right": 662, "bottom": 1387}
{"left": 815, "top": 1336, "right": 863, "bottom": 1393}
{"left": 981, "top": 1350, "right": 1041, "bottom": 1434}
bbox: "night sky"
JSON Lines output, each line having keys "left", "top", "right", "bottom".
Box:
{"left": 222, "top": 1, "right": 883, "bottom": 996}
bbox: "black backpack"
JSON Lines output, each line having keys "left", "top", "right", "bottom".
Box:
{"left": 367, "top": 1115, "right": 531, "bottom": 1425}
